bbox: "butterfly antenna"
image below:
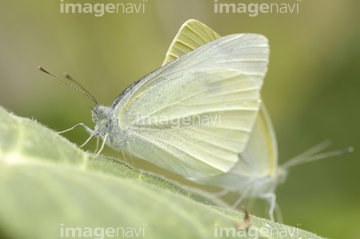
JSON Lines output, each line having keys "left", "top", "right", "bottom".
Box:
{"left": 287, "top": 140, "right": 331, "bottom": 160}
{"left": 38, "top": 66, "right": 98, "bottom": 105}
{"left": 282, "top": 140, "right": 353, "bottom": 169}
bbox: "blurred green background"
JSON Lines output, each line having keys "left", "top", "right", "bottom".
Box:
{"left": 1, "top": 0, "right": 359, "bottom": 238}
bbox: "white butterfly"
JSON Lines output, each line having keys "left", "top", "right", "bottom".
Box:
{"left": 158, "top": 19, "right": 351, "bottom": 221}
{"left": 55, "top": 26, "right": 268, "bottom": 179}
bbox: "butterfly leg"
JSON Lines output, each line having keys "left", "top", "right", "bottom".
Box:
{"left": 95, "top": 133, "right": 108, "bottom": 156}
{"left": 96, "top": 134, "right": 128, "bottom": 157}
{"left": 231, "top": 187, "right": 250, "bottom": 209}
{"left": 261, "top": 192, "right": 276, "bottom": 221}
{"left": 58, "top": 123, "right": 93, "bottom": 134}
{"left": 79, "top": 134, "right": 95, "bottom": 148}
{"left": 58, "top": 122, "right": 97, "bottom": 149}
{"left": 94, "top": 136, "right": 100, "bottom": 152}
{"left": 274, "top": 201, "right": 283, "bottom": 223}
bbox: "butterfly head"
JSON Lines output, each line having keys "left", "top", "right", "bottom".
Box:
{"left": 275, "top": 166, "right": 288, "bottom": 185}
{"left": 91, "top": 105, "right": 112, "bottom": 123}
{"left": 90, "top": 105, "right": 115, "bottom": 139}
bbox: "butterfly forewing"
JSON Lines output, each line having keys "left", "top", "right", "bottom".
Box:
{"left": 113, "top": 34, "right": 269, "bottom": 178}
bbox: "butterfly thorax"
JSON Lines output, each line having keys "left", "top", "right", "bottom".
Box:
{"left": 252, "top": 167, "right": 288, "bottom": 196}
{"left": 91, "top": 105, "right": 128, "bottom": 149}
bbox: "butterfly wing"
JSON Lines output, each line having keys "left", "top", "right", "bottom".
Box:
{"left": 164, "top": 19, "right": 278, "bottom": 179}
{"left": 234, "top": 104, "right": 278, "bottom": 179}
{"left": 114, "top": 33, "right": 269, "bottom": 178}
{"left": 192, "top": 105, "right": 279, "bottom": 204}
{"left": 162, "top": 19, "right": 221, "bottom": 66}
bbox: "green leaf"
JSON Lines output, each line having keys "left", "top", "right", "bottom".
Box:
{"left": 0, "top": 106, "right": 323, "bottom": 239}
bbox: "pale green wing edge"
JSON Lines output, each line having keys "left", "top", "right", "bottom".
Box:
{"left": 162, "top": 19, "right": 221, "bottom": 66}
